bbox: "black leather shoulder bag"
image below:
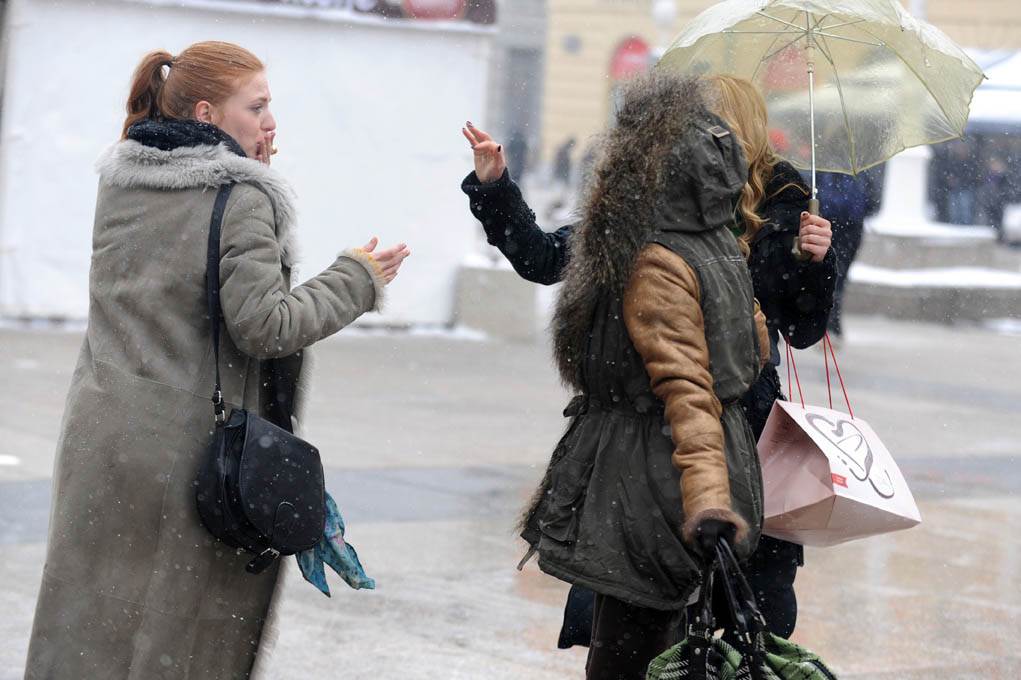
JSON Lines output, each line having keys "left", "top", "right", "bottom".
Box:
{"left": 195, "top": 183, "right": 326, "bottom": 575}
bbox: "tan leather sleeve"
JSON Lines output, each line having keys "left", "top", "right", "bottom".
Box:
{"left": 623, "top": 244, "right": 732, "bottom": 521}
{"left": 754, "top": 299, "right": 771, "bottom": 368}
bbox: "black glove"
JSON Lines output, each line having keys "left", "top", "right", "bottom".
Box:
{"left": 695, "top": 517, "right": 737, "bottom": 561}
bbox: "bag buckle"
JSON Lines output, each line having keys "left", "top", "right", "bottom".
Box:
{"left": 245, "top": 547, "right": 281, "bottom": 575}
{"left": 212, "top": 390, "right": 226, "bottom": 424}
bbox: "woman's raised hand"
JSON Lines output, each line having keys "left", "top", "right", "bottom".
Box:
{"left": 798, "top": 212, "right": 833, "bottom": 264}
{"left": 462, "top": 122, "right": 506, "bottom": 183}
{"left": 361, "top": 237, "right": 410, "bottom": 284}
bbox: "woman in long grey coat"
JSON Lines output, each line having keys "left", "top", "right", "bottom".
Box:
{"left": 24, "top": 41, "right": 409, "bottom": 679}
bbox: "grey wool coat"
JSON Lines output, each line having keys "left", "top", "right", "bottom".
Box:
{"left": 24, "top": 129, "right": 385, "bottom": 679}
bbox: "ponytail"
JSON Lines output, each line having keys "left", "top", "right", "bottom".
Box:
{"left": 122, "top": 50, "right": 174, "bottom": 138}
{"left": 120, "top": 42, "right": 264, "bottom": 140}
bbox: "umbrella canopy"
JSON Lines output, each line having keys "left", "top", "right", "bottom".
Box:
{"left": 658, "top": 0, "right": 985, "bottom": 178}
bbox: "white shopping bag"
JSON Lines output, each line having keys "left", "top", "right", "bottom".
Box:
{"left": 756, "top": 337, "right": 921, "bottom": 547}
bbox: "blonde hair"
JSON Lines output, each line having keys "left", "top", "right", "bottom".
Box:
{"left": 705, "top": 75, "right": 796, "bottom": 249}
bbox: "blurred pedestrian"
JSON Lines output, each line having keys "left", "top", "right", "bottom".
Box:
{"left": 24, "top": 41, "right": 408, "bottom": 679}
{"left": 980, "top": 155, "right": 1009, "bottom": 242}
{"left": 945, "top": 139, "right": 978, "bottom": 225}
{"left": 505, "top": 128, "right": 529, "bottom": 181}
{"left": 928, "top": 144, "right": 951, "bottom": 223}
{"left": 553, "top": 136, "right": 576, "bottom": 189}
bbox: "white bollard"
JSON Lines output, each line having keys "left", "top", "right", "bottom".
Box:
{"left": 870, "top": 145, "right": 932, "bottom": 229}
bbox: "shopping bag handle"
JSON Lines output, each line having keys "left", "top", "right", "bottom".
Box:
{"left": 823, "top": 332, "right": 855, "bottom": 418}
{"left": 782, "top": 334, "right": 855, "bottom": 418}
{"left": 784, "top": 337, "right": 806, "bottom": 408}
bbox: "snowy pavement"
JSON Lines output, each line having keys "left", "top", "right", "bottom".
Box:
{"left": 2, "top": 316, "right": 1020, "bottom": 679}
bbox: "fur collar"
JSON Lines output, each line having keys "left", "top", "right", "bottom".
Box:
{"left": 552, "top": 74, "right": 743, "bottom": 390}
{"left": 126, "top": 118, "right": 247, "bottom": 157}
{"left": 96, "top": 130, "right": 299, "bottom": 267}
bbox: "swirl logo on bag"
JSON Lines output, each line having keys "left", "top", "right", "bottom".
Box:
{"left": 805, "top": 413, "right": 895, "bottom": 499}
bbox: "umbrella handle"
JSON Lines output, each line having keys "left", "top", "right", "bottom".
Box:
{"left": 791, "top": 197, "right": 818, "bottom": 262}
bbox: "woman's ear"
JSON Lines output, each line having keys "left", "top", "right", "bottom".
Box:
{"left": 194, "top": 101, "right": 214, "bottom": 123}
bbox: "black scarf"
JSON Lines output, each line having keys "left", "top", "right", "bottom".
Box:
{"left": 126, "top": 118, "right": 247, "bottom": 158}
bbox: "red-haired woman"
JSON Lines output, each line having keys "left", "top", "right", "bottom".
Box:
{"left": 25, "top": 41, "right": 409, "bottom": 679}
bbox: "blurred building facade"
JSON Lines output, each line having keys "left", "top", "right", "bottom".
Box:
{"left": 921, "top": 0, "right": 1021, "bottom": 51}
{"left": 538, "top": 0, "right": 708, "bottom": 168}
{"left": 483, "top": 0, "right": 547, "bottom": 182}
{"left": 0, "top": 0, "right": 496, "bottom": 325}
{"left": 536, "top": 0, "right": 1021, "bottom": 180}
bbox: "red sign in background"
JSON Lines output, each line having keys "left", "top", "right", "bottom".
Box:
{"left": 763, "top": 44, "right": 808, "bottom": 91}
{"left": 402, "top": 0, "right": 466, "bottom": 19}
{"left": 609, "top": 37, "right": 651, "bottom": 81}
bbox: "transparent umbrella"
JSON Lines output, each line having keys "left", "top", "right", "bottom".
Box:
{"left": 658, "top": 0, "right": 984, "bottom": 220}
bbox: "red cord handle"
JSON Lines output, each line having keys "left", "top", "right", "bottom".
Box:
{"left": 783, "top": 333, "right": 854, "bottom": 418}
{"left": 784, "top": 336, "right": 806, "bottom": 408}
{"left": 824, "top": 332, "right": 854, "bottom": 418}
{"left": 824, "top": 336, "right": 832, "bottom": 409}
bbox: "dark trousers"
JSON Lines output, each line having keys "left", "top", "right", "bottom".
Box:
{"left": 828, "top": 218, "right": 865, "bottom": 336}
{"left": 561, "top": 538, "right": 801, "bottom": 642}
{"left": 586, "top": 593, "right": 681, "bottom": 680}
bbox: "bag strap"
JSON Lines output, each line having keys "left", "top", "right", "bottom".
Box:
{"left": 683, "top": 564, "right": 716, "bottom": 680}
{"left": 715, "top": 540, "right": 768, "bottom": 680}
{"left": 716, "top": 540, "right": 767, "bottom": 635}
{"left": 206, "top": 184, "right": 235, "bottom": 424}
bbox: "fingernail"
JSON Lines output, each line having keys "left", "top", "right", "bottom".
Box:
{"left": 497, "top": 145, "right": 502, "bottom": 152}
{"left": 466, "top": 121, "right": 473, "bottom": 127}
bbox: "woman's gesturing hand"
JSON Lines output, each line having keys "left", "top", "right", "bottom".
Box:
{"left": 361, "top": 237, "right": 410, "bottom": 284}
{"left": 462, "top": 122, "right": 506, "bottom": 183}
{"left": 798, "top": 212, "right": 833, "bottom": 264}
{"left": 255, "top": 131, "right": 277, "bottom": 166}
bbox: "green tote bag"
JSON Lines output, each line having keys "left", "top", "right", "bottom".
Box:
{"left": 647, "top": 540, "right": 838, "bottom": 680}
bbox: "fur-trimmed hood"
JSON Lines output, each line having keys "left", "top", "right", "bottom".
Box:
{"left": 96, "top": 120, "right": 300, "bottom": 267}
{"left": 551, "top": 73, "right": 748, "bottom": 390}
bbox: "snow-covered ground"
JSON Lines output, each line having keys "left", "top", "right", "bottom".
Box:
{"left": 3, "top": 315, "right": 1021, "bottom": 678}
{"left": 850, "top": 262, "right": 1021, "bottom": 289}
{"left": 866, "top": 220, "right": 997, "bottom": 242}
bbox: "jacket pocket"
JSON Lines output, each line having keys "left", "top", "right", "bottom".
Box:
{"left": 538, "top": 455, "right": 595, "bottom": 544}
